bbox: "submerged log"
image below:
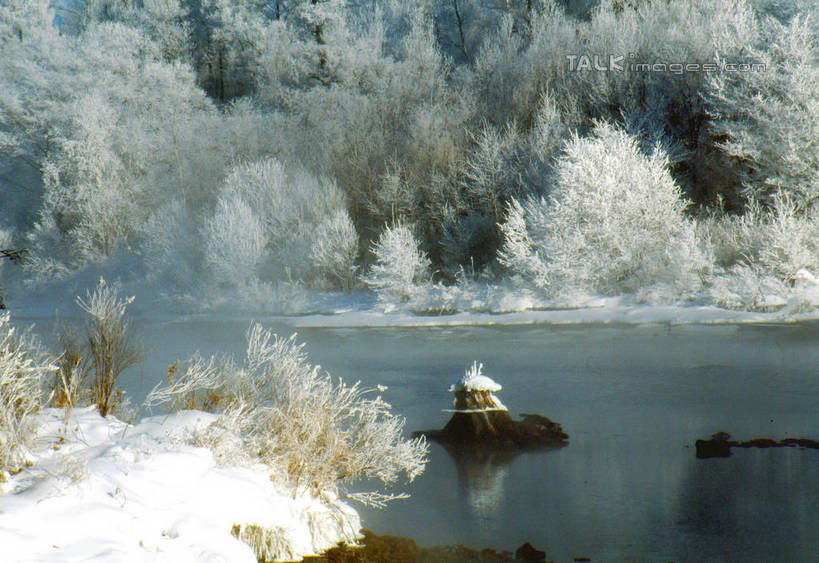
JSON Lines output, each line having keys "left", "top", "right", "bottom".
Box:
{"left": 695, "top": 431, "right": 819, "bottom": 459}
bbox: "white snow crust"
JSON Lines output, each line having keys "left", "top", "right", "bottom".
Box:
{"left": 0, "top": 407, "right": 360, "bottom": 562}
{"left": 447, "top": 363, "right": 507, "bottom": 411}
{"left": 280, "top": 295, "right": 819, "bottom": 329}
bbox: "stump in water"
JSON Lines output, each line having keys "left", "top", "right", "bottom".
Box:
{"left": 414, "top": 362, "right": 567, "bottom": 517}
{"left": 416, "top": 362, "right": 568, "bottom": 451}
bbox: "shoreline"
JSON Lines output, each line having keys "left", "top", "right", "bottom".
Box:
{"left": 303, "top": 530, "right": 565, "bottom": 563}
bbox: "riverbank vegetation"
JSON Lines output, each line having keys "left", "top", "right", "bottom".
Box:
{"left": 0, "top": 279, "right": 427, "bottom": 559}
{"left": 1, "top": 0, "right": 817, "bottom": 315}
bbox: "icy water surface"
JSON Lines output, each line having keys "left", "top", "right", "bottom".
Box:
{"left": 23, "top": 317, "right": 819, "bottom": 561}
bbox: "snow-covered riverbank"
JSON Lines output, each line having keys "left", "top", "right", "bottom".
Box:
{"left": 0, "top": 407, "right": 360, "bottom": 562}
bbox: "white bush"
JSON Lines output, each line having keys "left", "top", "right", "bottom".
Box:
{"left": 500, "top": 122, "right": 710, "bottom": 298}
{"left": 148, "top": 324, "right": 428, "bottom": 504}
{"left": 0, "top": 313, "right": 54, "bottom": 476}
{"left": 757, "top": 193, "right": 819, "bottom": 280}
{"left": 139, "top": 200, "right": 201, "bottom": 291}
{"left": 310, "top": 210, "right": 358, "bottom": 290}
{"left": 365, "top": 222, "right": 431, "bottom": 304}
{"left": 699, "top": 193, "right": 819, "bottom": 310}
{"left": 210, "top": 158, "right": 357, "bottom": 290}
{"left": 204, "top": 195, "right": 267, "bottom": 288}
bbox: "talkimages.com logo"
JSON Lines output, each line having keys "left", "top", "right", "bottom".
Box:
{"left": 567, "top": 53, "right": 766, "bottom": 74}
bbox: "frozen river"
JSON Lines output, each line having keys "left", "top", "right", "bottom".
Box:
{"left": 23, "top": 316, "right": 819, "bottom": 561}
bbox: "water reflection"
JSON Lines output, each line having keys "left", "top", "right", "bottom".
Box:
{"left": 442, "top": 440, "right": 565, "bottom": 524}
{"left": 675, "top": 448, "right": 819, "bottom": 561}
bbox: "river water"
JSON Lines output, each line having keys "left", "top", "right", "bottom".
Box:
{"left": 23, "top": 316, "right": 819, "bottom": 561}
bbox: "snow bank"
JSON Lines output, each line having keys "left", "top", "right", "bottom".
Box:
{"left": 0, "top": 407, "right": 360, "bottom": 562}
{"left": 281, "top": 296, "right": 819, "bottom": 329}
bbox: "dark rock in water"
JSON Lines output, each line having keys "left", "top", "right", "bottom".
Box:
{"left": 515, "top": 542, "right": 546, "bottom": 562}
{"left": 740, "top": 438, "right": 777, "bottom": 448}
{"left": 695, "top": 431, "right": 818, "bottom": 459}
{"left": 425, "top": 410, "right": 569, "bottom": 450}
{"left": 695, "top": 432, "right": 737, "bottom": 458}
{"left": 302, "top": 529, "right": 517, "bottom": 562}
{"left": 781, "top": 437, "right": 819, "bottom": 448}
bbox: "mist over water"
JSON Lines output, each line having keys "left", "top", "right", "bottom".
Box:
{"left": 18, "top": 316, "right": 819, "bottom": 560}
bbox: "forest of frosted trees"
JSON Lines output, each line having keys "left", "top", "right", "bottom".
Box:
{"left": 1, "top": 0, "right": 818, "bottom": 313}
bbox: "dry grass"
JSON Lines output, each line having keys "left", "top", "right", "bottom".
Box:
{"left": 75, "top": 278, "right": 140, "bottom": 417}
{"left": 231, "top": 524, "right": 292, "bottom": 562}
{"left": 0, "top": 313, "right": 55, "bottom": 476}
{"left": 53, "top": 332, "right": 90, "bottom": 412}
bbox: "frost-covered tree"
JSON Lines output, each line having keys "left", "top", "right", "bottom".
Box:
{"left": 204, "top": 195, "right": 267, "bottom": 288}
{"left": 203, "top": 158, "right": 357, "bottom": 290}
{"left": 264, "top": 0, "right": 470, "bottom": 240}
{"left": 469, "top": 4, "right": 581, "bottom": 130}
{"left": 0, "top": 19, "right": 221, "bottom": 277}
{"left": 365, "top": 222, "right": 431, "bottom": 304}
{"left": 500, "top": 122, "right": 710, "bottom": 299}
{"left": 65, "top": 0, "right": 191, "bottom": 62}
{"left": 309, "top": 209, "right": 358, "bottom": 290}
{"left": 706, "top": 11, "right": 819, "bottom": 207}
{"left": 0, "top": 10, "right": 287, "bottom": 284}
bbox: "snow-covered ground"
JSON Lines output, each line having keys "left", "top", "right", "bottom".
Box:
{"left": 0, "top": 407, "right": 360, "bottom": 562}
{"left": 276, "top": 296, "right": 819, "bottom": 329}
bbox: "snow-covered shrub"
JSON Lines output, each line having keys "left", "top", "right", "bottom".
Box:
{"left": 500, "top": 122, "right": 710, "bottom": 298}
{"left": 695, "top": 203, "right": 765, "bottom": 269}
{"left": 757, "top": 194, "right": 819, "bottom": 281}
{"left": 309, "top": 209, "right": 358, "bottom": 290}
{"left": 203, "top": 195, "right": 267, "bottom": 288}
{"left": 148, "top": 324, "right": 428, "bottom": 505}
{"left": 205, "top": 158, "right": 357, "bottom": 290}
{"left": 76, "top": 279, "right": 140, "bottom": 417}
{"left": 710, "top": 263, "right": 790, "bottom": 312}
{"left": 700, "top": 194, "right": 819, "bottom": 278}
{"left": 706, "top": 10, "right": 819, "bottom": 206}
{"left": 699, "top": 193, "right": 819, "bottom": 310}
{"left": 365, "top": 222, "right": 432, "bottom": 304}
{"left": 138, "top": 200, "right": 201, "bottom": 292}
{"left": 0, "top": 313, "right": 54, "bottom": 476}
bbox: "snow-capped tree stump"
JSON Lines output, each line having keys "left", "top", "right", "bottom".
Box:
{"left": 413, "top": 363, "right": 567, "bottom": 517}
{"left": 416, "top": 362, "right": 568, "bottom": 451}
